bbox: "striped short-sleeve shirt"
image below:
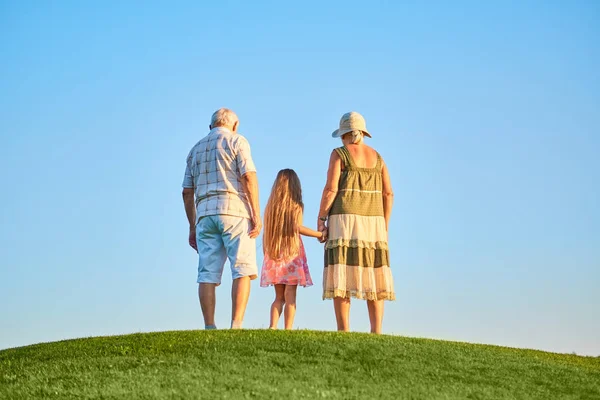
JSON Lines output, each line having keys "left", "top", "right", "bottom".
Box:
{"left": 182, "top": 127, "right": 256, "bottom": 222}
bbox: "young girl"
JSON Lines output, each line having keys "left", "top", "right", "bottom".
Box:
{"left": 260, "top": 169, "right": 326, "bottom": 330}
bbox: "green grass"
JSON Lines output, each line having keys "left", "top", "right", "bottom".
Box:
{"left": 1, "top": 330, "right": 598, "bottom": 399}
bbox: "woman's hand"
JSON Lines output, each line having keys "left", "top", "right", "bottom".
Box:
{"left": 317, "top": 219, "right": 326, "bottom": 233}
{"left": 317, "top": 219, "right": 328, "bottom": 243}
{"left": 319, "top": 228, "right": 328, "bottom": 243}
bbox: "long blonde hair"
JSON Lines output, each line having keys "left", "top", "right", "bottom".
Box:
{"left": 263, "top": 169, "right": 303, "bottom": 261}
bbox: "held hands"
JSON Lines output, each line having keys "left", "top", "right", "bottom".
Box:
{"left": 319, "top": 228, "right": 328, "bottom": 243}
{"left": 317, "top": 219, "right": 328, "bottom": 243}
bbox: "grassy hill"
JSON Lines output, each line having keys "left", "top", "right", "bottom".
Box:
{"left": 0, "top": 330, "right": 598, "bottom": 399}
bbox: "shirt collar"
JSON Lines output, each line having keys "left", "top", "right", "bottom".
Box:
{"left": 209, "top": 126, "right": 233, "bottom": 135}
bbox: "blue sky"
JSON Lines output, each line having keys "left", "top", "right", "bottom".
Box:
{"left": 1, "top": 1, "right": 598, "bottom": 355}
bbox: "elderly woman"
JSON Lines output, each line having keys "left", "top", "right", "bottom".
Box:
{"left": 317, "top": 112, "right": 395, "bottom": 334}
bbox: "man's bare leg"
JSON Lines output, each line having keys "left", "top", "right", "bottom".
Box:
{"left": 231, "top": 276, "right": 251, "bottom": 329}
{"left": 198, "top": 283, "right": 217, "bottom": 328}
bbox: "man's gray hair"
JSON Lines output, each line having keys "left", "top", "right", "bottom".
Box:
{"left": 210, "top": 108, "right": 239, "bottom": 128}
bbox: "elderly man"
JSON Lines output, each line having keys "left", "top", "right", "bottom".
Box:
{"left": 182, "top": 108, "right": 261, "bottom": 330}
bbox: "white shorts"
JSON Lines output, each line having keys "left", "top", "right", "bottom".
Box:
{"left": 195, "top": 215, "right": 258, "bottom": 285}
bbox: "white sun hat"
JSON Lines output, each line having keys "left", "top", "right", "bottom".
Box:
{"left": 331, "top": 111, "right": 372, "bottom": 138}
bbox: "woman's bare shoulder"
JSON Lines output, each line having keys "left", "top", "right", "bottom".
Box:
{"left": 366, "top": 144, "right": 383, "bottom": 156}
{"left": 362, "top": 144, "right": 380, "bottom": 158}
{"left": 330, "top": 148, "right": 342, "bottom": 158}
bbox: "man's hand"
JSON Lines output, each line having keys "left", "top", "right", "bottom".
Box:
{"left": 188, "top": 226, "right": 198, "bottom": 252}
{"left": 241, "top": 172, "right": 261, "bottom": 239}
{"left": 248, "top": 216, "right": 262, "bottom": 239}
{"left": 182, "top": 188, "right": 197, "bottom": 252}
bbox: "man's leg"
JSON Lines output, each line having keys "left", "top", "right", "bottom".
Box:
{"left": 231, "top": 276, "right": 251, "bottom": 329}
{"left": 196, "top": 216, "right": 226, "bottom": 329}
{"left": 199, "top": 283, "right": 217, "bottom": 328}
{"left": 221, "top": 216, "right": 258, "bottom": 330}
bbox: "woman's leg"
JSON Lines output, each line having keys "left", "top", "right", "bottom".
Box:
{"left": 269, "top": 284, "right": 286, "bottom": 329}
{"left": 333, "top": 297, "right": 351, "bottom": 332}
{"left": 367, "top": 299, "right": 384, "bottom": 334}
{"left": 283, "top": 285, "right": 298, "bottom": 330}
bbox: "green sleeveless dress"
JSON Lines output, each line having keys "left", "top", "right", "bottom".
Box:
{"left": 323, "top": 146, "right": 395, "bottom": 301}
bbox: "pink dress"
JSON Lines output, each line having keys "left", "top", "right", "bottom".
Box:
{"left": 260, "top": 237, "right": 313, "bottom": 287}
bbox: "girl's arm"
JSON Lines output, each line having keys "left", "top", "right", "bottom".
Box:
{"left": 297, "top": 210, "right": 326, "bottom": 239}
{"left": 299, "top": 225, "right": 325, "bottom": 239}
{"left": 317, "top": 150, "right": 342, "bottom": 231}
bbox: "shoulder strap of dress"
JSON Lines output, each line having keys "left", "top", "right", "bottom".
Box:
{"left": 334, "top": 146, "right": 354, "bottom": 169}
{"left": 376, "top": 151, "right": 383, "bottom": 171}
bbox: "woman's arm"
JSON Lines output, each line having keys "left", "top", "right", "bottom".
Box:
{"left": 317, "top": 150, "right": 342, "bottom": 231}
{"left": 381, "top": 160, "right": 394, "bottom": 232}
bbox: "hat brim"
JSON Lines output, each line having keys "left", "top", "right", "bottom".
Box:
{"left": 331, "top": 128, "right": 372, "bottom": 138}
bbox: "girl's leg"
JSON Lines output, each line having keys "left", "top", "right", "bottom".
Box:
{"left": 367, "top": 299, "right": 384, "bottom": 334}
{"left": 283, "top": 285, "right": 298, "bottom": 330}
{"left": 269, "top": 284, "right": 286, "bottom": 329}
{"left": 333, "top": 297, "right": 351, "bottom": 332}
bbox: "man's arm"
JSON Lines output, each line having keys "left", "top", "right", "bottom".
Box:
{"left": 241, "top": 171, "right": 262, "bottom": 239}
{"left": 182, "top": 188, "right": 197, "bottom": 251}
{"left": 182, "top": 153, "right": 198, "bottom": 252}
{"left": 235, "top": 137, "right": 261, "bottom": 239}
